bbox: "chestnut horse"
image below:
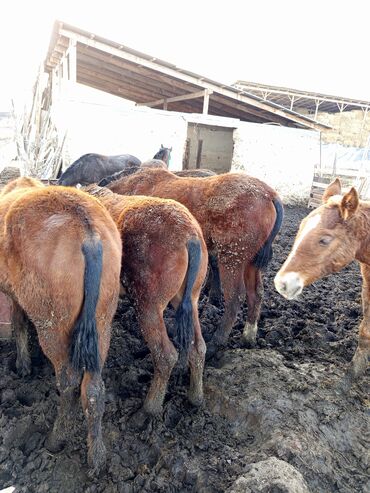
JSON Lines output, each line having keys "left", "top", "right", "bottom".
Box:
{"left": 0, "top": 177, "right": 121, "bottom": 473}
{"left": 84, "top": 184, "right": 208, "bottom": 415}
{"left": 106, "top": 168, "right": 283, "bottom": 355}
{"left": 274, "top": 178, "right": 369, "bottom": 385}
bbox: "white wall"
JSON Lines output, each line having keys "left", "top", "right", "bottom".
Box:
{"left": 52, "top": 84, "right": 187, "bottom": 170}
{"left": 232, "top": 122, "right": 320, "bottom": 204}
{"left": 52, "top": 85, "right": 320, "bottom": 204}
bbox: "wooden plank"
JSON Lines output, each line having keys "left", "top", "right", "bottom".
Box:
{"left": 203, "top": 89, "right": 210, "bottom": 114}
{"left": 196, "top": 140, "right": 203, "bottom": 168}
{"left": 137, "top": 90, "right": 212, "bottom": 108}
{"left": 78, "top": 54, "right": 183, "bottom": 97}
{"left": 77, "top": 46, "right": 199, "bottom": 95}
{"left": 78, "top": 60, "right": 181, "bottom": 101}
{"left": 68, "top": 39, "right": 77, "bottom": 82}
{"left": 211, "top": 94, "right": 288, "bottom": 124}
{"left": 77, "top": 68, "right": 163, "bottom": 100}
{"left": 183, "top": 139, "right": 190, "bottom": 169}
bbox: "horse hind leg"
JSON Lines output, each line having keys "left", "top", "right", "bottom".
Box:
{"left": 208, "top": 254, "right": 223, "bottom": 306}
{"left": 81, "top": 371, "right": 106, "bottom": 474}
{"left": 45, "top": 364, "right": 81, "bottom": 453}
{"left": 187, "top": 305, "right": 206, "bottom": 407}
{"left": 207, "top": 263, "right": 245, "bottom": 358}
{"left": 242, "top": 264, "right": 264, "bottom": 347}
{"left": 137, "top": 306, "right": 178, "bottom": 415}
{"left": 341, "top": 320, "right": 369, "bottom": 390}
{"left": 12, "top": 301, "right": 32, "bottom": 376}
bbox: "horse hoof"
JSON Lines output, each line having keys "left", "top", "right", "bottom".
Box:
{"left": 206, "top": 338, "right": 223, "bottom": 360}
{"left": 129, "top": 408, "right": 153, "bottom": 431}
{"left": 44, "top": 433, "right": 65, "bottom": 454}
{"left": 208, "top": 295, "right": 222, "bottom": 307}
{"left": 16, "top": 360, "right": 31, "bottom": 377}
{"left": 241, "top": 334, "right": 257, "bottom": 349}
{"left": 188, "top": 391, "right": 203, "bottom": 408}
{"left": 88, "top": 441, "right": 106, "bottom": 477}
{"left": 143, "top": 399, "right": 163, "bottom": 417}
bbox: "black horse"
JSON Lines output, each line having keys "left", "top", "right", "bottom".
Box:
{"left": 153, "top": 145, "right": 172, "bottom": 166}
{"left": 58, "top": 153, "right": 141, "bottom": 186}
{"left": 58, "top": 146, "right": 173, "bottom": 186}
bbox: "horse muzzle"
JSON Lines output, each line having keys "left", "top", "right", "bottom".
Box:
{"left": 274, "top": 271, "right": 304, "bottom": 300}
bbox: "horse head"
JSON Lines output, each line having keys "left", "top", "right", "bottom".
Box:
{"left": 153, "top": 145, "right": 172, "bottom": 165}
{"left": 274, "top": 178, "right": 361, "bottom": 299}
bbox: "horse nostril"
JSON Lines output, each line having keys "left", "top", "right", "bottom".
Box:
{"left": 280, "top": 281, "right": 287, "bottom": 293}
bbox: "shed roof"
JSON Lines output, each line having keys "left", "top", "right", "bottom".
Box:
{"left": 234, "top": 80, "right": 370, "bottom": 114}
{"left": 44, "top": 21, "right": 328, "bottom": 131}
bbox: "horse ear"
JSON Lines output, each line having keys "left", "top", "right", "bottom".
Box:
{"left": 322, "top": 178, "right": 341, "bottom": 203}
{"left": 340, "top": 187, "right": 359, "bottom": 220}
{"left": 161, "top": 144, "right": 164, "bottom": 148}
{"left": 170, "top": 147, "right": 172, "bottom": 152}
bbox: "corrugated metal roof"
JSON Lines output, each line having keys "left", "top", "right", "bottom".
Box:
{"left": 234, "top": 80, "right": 370, "bottom": 114}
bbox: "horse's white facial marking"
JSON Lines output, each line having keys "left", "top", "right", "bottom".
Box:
{"left": 290, "top": 213, "right": 321, "bottom": 258}
{"left": 274, "top": 271, "right": 304, "bottom": 300}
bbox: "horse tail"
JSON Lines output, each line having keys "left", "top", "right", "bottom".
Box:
{"left": 70, "top": 235, "right": 103, "bottom": 373}
{"left": 253, "top": 197, "right": 284, "bottom": 270}
{"left": 175, "top": 238, "right": 202, "bottom": 360}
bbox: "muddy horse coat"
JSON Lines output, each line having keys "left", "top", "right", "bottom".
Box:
{"left": 0, "top": 177, "right": 121, "bottom": 473}
{"left": 274, "top": 178, "right": 369, "bottom": 384}
{"left": 85, "top": 184, "right": 208, "bottom": 414}
{"left": 106, "top": 168, "right": 283, "bottom": 354}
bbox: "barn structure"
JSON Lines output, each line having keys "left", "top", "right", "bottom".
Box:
{"left": 233, "top": 81, "right": 370, "bottom": 205}
{"left": 42, "top": 21, "right": 330, "bottom": 202}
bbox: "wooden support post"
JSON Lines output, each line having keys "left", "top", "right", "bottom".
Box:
{"left": 196, "top": 140, "right": 203, "bottom": 168}
{"left": 68, "top": 39, "right": 77, "bottom": 83}
{"left": 314, "top": 99, "right": 321, "bottom": 120}
{"left": 183, "top": 138, "right": 190, "bottom": 169}
{"left": 163, "top": 99, "right": 168, "bottom": 110}
{"left": 203, "top": 89, "right": 210, "bottom": 114}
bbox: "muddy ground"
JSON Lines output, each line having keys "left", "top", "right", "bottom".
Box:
{"left": 0, "top": 205, "right": 369, "bottom": 492}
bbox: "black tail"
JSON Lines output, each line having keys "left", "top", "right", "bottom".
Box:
{"left": 253, "top": 197, "right": 284, "bottom": 270}
{"left": 70, "top": 237, "right": 103, "bottom": 372}
{"left": 175, "top": 238, "right": 202, "bottom": 360}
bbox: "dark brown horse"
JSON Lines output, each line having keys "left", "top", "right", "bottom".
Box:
{"left": 0, "top": 177, "right": 121, "bottom": 473}
{"left": 106, "top": 168, "right": 283, "bottom": 355}
{"left": 274, "top": 178, "right": 369, "bottom": 386}
{"left": 84, "top": 184, "right": 208, "bottom": 414}
{"left": 98, "top": 163, "right": 215, "bottom": 186}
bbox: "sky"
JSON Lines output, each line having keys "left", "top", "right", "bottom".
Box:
{"left": 1, "top": 0, "right": 369, "bottom": 111}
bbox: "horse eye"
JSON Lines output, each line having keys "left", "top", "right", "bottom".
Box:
{"left": 319, "top": 236, "right": 332, "bottom": 246}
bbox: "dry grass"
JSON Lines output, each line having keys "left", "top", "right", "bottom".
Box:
{"left": 13, "top": 68, "right": 66, "bottom": 178}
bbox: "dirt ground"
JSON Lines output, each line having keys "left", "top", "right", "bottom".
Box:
{"left": 0, "top": 205, "right": 369, "bottom": 492}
